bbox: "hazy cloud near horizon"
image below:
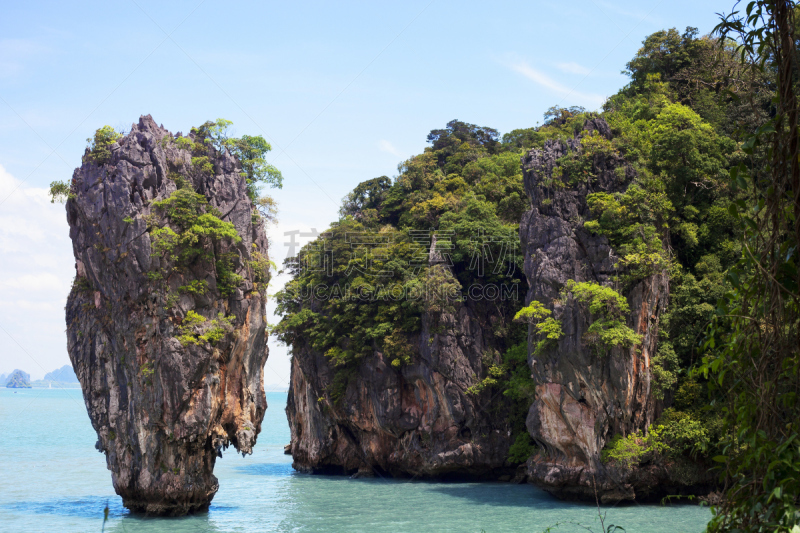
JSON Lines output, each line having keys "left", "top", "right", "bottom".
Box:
{"left": 0, "top": 165, "right": 299, "bottom": 384}
{"left": 0, "top": 165, "right": 74, "bottom": 379}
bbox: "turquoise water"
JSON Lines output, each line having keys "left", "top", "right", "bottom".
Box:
{"left": 0, "top": 389, "right": 710, "bottom": 532}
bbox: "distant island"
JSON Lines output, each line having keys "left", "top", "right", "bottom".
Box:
{"left": 44, "top": 364, "right": 79, "bottom": 383}
{"left": 1, "top": 364, "right": 82, "bottom": 389}
{"left": 4, "top": 369, "right": 31, "bottom": 388}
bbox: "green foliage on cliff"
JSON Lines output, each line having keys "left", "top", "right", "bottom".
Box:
{"left": 514, "top": 301, "right": 563, "bottom": 355}
{"left": 147, "top": 179, "right": 246, "bottom": 302}
{"left": 507, "top": 432, "right": 536, "bottom": 464}
{"left": 571, "top": 29, "right": 749, "bottom": 483}
{"left": 584, "top": 177, "right": 672, "bottom": 284}
{"left": 177, "top": 310, "right": 235, "bottom": 347}
{"left": 49, "top": 125, "right": 124, "bottom": 201}
{"left": 499, "top": 342, "right": 538, "bottom": 463}
{"left": 166, "top": 119, "right": 282, "bottom": 232}
{"left": 190, "top": 118, "right": 284, "bottom": 199}
{"left": 48, "top": 180, "right": 73, "bottom": 203}
{"left": 602, "top": 373, "right": 724, "bottom": 474}
{"left": 602, "top": 408, "right": 714, "bottom": 469}
{"left": 276, "top": 119, "right": 529, "bottom": 405}
{"left": 464, "top": 341, "right": 537, "bottom": 463}
{"left": 586, "top": 17, "right": 800, "bottom": 530}
{"left": 563, "top": 281, "right": 642, "bottom": 354}
{"left": 275, "top": 221, "right": 439, "bottom": 370}
{"left": 84, "top": 125, "right": 122, "bottom": 165}
{"left": 150, "top": 188, "right": 241, "bottom": 261}
{"left": 529, "top": 23, "right": 765, "bottom": 486}
{"left": 516, "top": 282, "right": 640, "bottom": 357}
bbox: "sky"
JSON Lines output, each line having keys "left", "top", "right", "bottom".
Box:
{"left": 0, "top": 0, "right": 730, "bottom": 383}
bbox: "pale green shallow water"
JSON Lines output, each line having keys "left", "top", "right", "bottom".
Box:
{"left": 0, "top": 389, "right": 711, "bottom": 532}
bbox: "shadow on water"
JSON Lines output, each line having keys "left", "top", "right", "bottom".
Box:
{"left": 104, "top": 514, "right": 223, "bottom": 533}
{"left": 421, "top": 481, "right": 569, "bottom": 508}
{"left": 234, "top": 462, "right": 295, "bottom": 477}
{"left": 2, "top": 496, "right": 238, "bottom": 533}
{"left": 422, "top": 480, "right": 704, "bottom": 511}
{"left": 279, "top": 470, "right": 568, "bottom": 509}
{"left": 1, "top": 496, "right": 126, "bottom": 519}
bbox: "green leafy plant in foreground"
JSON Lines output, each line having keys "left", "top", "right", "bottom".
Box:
{"left": 699, "top": 2, "right": 800, "bottom": 531}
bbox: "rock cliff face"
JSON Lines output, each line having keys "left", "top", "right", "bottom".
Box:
{"left": 519, "top": 118, "right": 703, "bottom": 501}
{"left": 65, "top": 116, "right": 270, "bottom": 515}
{"left": 286, "top": 254, "right": 519, "bottom": 478}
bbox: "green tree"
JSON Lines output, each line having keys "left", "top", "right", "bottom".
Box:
{"left": 543, "top": 105, "right": 587, "bottom": 125}
{"left": 191, "top": 119, "right": 283, "bottom": 201}
{"left": 49, "top": 180, "right": 72, "bottom": 203}
{"left": 426, "top": 119, "right": 502, "bottom": 166}
{"left": 563, "top": 280, "right": 642, "bottom": 354}
{"left": 226, "top": 134, "right": 283, "bottom": 197}
{"left": 84, "top": 125, "right": 122, "bottom": 165}
{"left": 339, "top": 176, "right": 391, "bottom": 221}
{"left": 648, "top": 103, "right": 734, "bottom": 207}
{"left": 701, "top": 2, "right": 800, "bottom": 531}
{"left": 624, "top": 27, "right": 706, "bottom": 88}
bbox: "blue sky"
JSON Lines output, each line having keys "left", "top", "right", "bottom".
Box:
{"left": 0, "top": 0, "right": 728, "bottom": 382}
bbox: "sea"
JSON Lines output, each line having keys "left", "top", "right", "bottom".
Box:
{"left": 0, "top": 389, "right": 711, "bottom": 532}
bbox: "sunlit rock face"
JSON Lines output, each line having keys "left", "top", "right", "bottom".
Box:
{"left": 286, "top": 250, "right": 519, "bottom": 480}
{"left": 64, "top": 115, "right": 270, "bottom": 515}
{"left": 519, "top": 118, "right": 700, "bottom": 502}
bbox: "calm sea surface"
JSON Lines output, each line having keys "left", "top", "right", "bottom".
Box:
{"left": 0, "top": 389, "right": 711, "bottom": 532}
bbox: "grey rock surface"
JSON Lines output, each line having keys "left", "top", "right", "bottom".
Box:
{"left": 518, "top": 118, "right": 711, "bottom": 501}
{"left": 64, "top": 115, "right": 270, "bottom": 515}
{"left": 286, "top": 259, "right": 520, "bottom": 478}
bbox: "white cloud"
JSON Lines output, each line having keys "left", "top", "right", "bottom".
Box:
{"left": 0, "top": 164, "right": 74, "bottom": 378}
{"left": 0, "top": 273, "right": 64, "bottom": 292}
{"left": 378, "top": 139, "right": 401, "bottom": 158}
{"left": 556, "top": 62, "right": 592, "bottom": 75}
{"left": 509, "top": 61, "right": 606, "bottom": 108}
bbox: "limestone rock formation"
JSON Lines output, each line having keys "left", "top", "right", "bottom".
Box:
{"left": 64, "top": 116, "right": 270, "bottom": 515}
{"left": 519, "top": 118, "right": 710, "bottom": 501}
{"left": 286, "top": 249, "right": 519, "bottom": 478}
